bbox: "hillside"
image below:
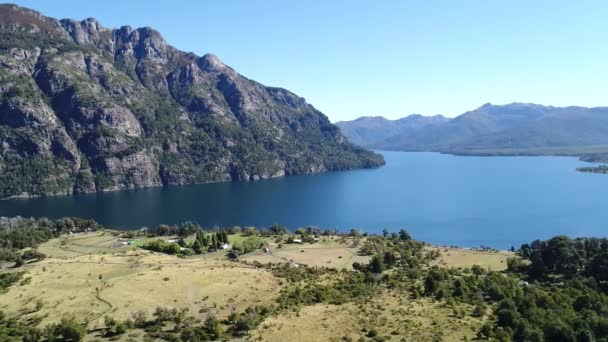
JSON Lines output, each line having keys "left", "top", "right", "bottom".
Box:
{"left": 0, "top": 4, "right": 383, "bottom": 199}
{"left": 335, "top": 114, "right": 448, "bottom": 147}
{"left": 337, "top": 102, "right": 608, "bottom": 156}
{"left": 1, "top": 217, "right": 606, "bottom": 341}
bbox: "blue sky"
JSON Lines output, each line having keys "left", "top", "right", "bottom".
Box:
{"left": 12, "top": 0, "right": 608, "bottom": 121}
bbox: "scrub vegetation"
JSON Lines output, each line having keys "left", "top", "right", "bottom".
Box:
{"left": 0, "top": 217, "right": 605, "bottom": 341}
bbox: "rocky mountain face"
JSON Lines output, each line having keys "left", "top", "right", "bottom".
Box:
{"left": 338, "top": 103, "right": 608, "bottom": 154}
{"left": 0, "top": 4, "right": 383, "bottom": 199}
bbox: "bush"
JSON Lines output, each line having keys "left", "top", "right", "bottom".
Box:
{"left": 46, "top": 318, "right": 86, "bottom": 341}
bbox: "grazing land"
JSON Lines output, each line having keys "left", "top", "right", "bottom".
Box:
{"left": 241, "top": 237, "right": 371, "bottom": 269}
{"left": 429, "top": 246, "right": 513, "bottom": 271}
{"left": 250, "top": 295, "right": 482, "bottom": 342}
{"left": 2, "top": 233, "right": 282, "bottom": 331}
{"left": 1, "top": 219, "right": 607, "bottom": 342}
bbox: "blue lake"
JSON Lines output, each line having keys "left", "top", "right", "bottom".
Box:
{"left": 1, "top": 151, "right": 606, "bottom": 249}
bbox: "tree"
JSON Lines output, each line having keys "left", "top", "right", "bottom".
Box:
{"left": 269, "top": 224, "right": 287, "bottom": 235}
{"left": 369, "top": 255, "right": 386, "bottom": 273}
{"left": 588, "top": 251, "right": 608, "bottom": 281}
{"left": 211, "top": 234, "right": 217, "bottom": 251}
{"left": 471, "top": 264, "right": 485, "bottom": 276}
{"left": 545, "top": 322, "right": 576, "bottom": 342}
{"left": 46, "top": 318, "right": 86, "bottom": 341}
{"left": 399, "top": 229, "right": 411, "bottom": 241}
{"left": 383, "top": 251, "right": 396, "bottom": 268}
{"left": 496, "top": 309, "right": 518, "bottom": 328}
{"left": 382, "top": 228, "right": 389, "bottom": 237}
{"left": 242, "top": 227, "right": 258, "bottom": 236}
{"left": 204, "top": 316, "right": 223, "bottom": 339}
{"left": 424, "top": 269, "right": 443, "bottom": 295}
{"left": 157, "top": 225, "right": 170, "bottom": 236}
{"left": 192, "top": 240, "right": 202, "bottom": 254}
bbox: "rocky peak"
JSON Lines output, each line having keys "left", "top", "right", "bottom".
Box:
{"left": 198, "top": 53, "right": 228, "bottom": 73}
{"left": 128, "top": 27, "right": 169, "bottom": 60}
{"left": 59, "top": 17, "right": 109, "bottom": 46}
{"left": 0, "top": 4, "right": 65, "bottom": 36}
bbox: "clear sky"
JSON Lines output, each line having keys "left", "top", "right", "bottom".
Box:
{"left": 10, "top": 0, "right": 608, "bottom": 121}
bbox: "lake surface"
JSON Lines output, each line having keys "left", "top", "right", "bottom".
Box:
{"left": 1, "top": 151, "right": 607, "bottom": 249}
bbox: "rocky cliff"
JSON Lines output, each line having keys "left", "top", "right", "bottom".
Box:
{"left": 0, "top": 4, "right": 384, "bottom": 198}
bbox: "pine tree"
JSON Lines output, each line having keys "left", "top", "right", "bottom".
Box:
{"left": 196, "top": 230, "right": 205, "bottom": 244}
{"left": 192, "top": 240, "right": 202, "bottom": 254}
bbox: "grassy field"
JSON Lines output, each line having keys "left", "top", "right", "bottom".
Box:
{"left": 242, "top": 237, "right": 371, "bottom": 269}
{"left": 0, "top": 231, "right": 514, "bottom": 341}
{"left": 250, "top": 292, "right": 483, "bottom": 342}
{"left": 429, "top": 246, "right": 513, "bottom": 271}
{"left": 36, "top": 231, "right": 158, "bottom": 258}
{"left": 1, "top": 232, "right": 282, "bottom": 331}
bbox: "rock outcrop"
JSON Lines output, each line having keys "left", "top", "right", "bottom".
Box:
{"left": 0, "top": 4, "right": 384, "bottom": 198}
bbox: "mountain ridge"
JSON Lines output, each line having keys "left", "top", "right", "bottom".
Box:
{"left": 0, "top": 4, "right": 384, "bottom": 199}
{"left": 336, "top": 102, "right": 608, "bottom": 156}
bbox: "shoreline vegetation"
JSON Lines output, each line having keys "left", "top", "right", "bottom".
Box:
{"left": 5, "top": 150, "right": 608, "bottom": 202}
{"left": 0, "top": 217, "right": 607, "bottom": 341}
{"left": 577, "top": 165, "right": 608, "bottom": 174}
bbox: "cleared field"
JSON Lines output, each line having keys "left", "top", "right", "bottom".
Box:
{"left": 37, "top": 231, "right": 150, "bottom": 258}
{"left": 1, "top": 248, "right": 281, "bottom": 329}
{"left": 0, "top": 231, "right": 501, "bottom": 341}
{"left": 242, "top": 240, "right": 371, "bottom": 269}
{"left": 429, "top": 246, "right": 514, "bottom": 271}
{"left": 251, "top": 292, "right": 482, "bottom": 342}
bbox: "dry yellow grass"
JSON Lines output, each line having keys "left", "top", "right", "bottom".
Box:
{"left": 429, "top": 246, "right": 513, "bottom": 271}
{"left": 251, "top": 304, "right": 362, "bottom": 342}
{"left": 242, "top": 240, "right": 371, "bottom": 270}
{"left": 251, "top": 292, "right": 482, "bottom": 342}
{"left": 0, "top": 247, "right": 282, "bottom": 329}
{"left": 2, "top": 232, "right": 494, "bottom": 341}
{"left": 37, "top": 231, "right": 139, "bottom": 258}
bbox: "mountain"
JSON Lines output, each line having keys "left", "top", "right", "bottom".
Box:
{"left": 0, "top": 4, "right": 383, "bottom": 199}
{"left": 335, "top": 114, "right": 448, "bottom": 147}
{"left": 338, "top": 102, "right": 608, "bottom": 155}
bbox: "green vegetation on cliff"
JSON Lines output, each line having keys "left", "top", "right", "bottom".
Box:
{"left": 0, "top": 4, "right": 383, "bottom": 199}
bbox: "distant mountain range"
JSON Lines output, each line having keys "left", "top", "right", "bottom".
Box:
{"left": 336, "top": 103, "right": 608, "bottom": 156}
{"left": 0, "top": 4, "right": 383, "bottom": 199}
